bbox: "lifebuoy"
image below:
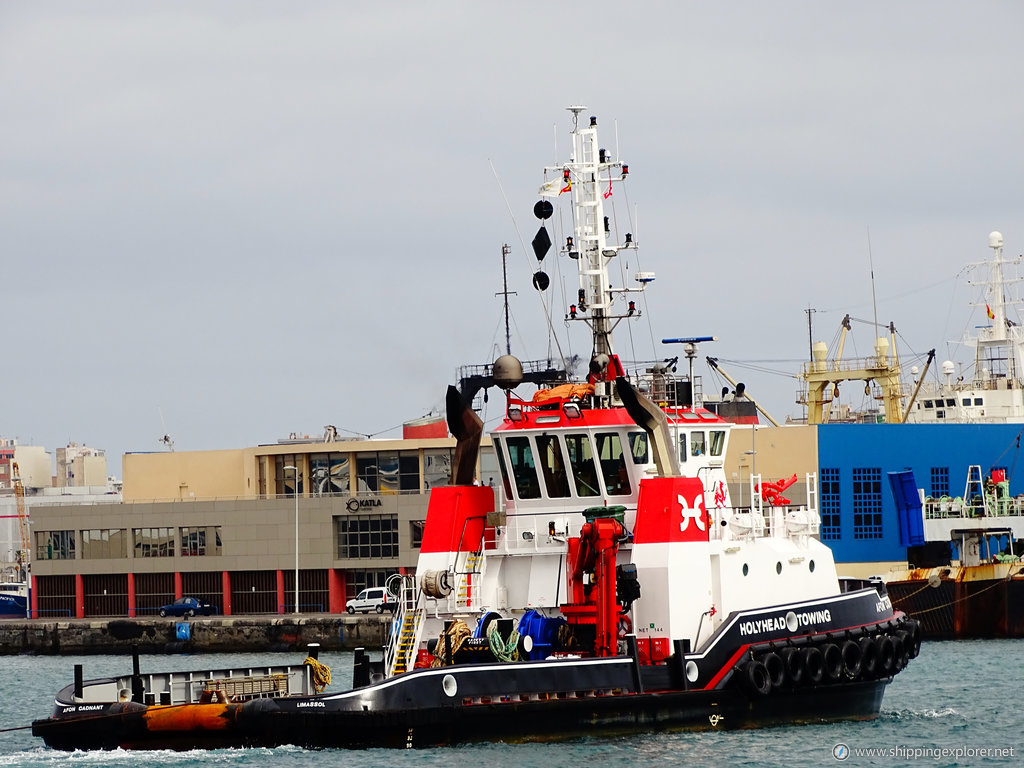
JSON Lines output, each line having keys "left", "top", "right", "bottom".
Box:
{"left": 841, "top": 639, "right": 862, "bottom": 679}
{"left": 822, "top": 643, "right": 843, "bottom": 681}
{"left": 803, "top": 646, "right": 824, "bottom": 684}
{"left": 760, "top": 652, "right": 786, "bottom": 689}
{"left": 858, "top": 636, "right": 878, "bottom": 679}
{"left": 617, "top": 614, "right": 632, "bottom": 639}
{"left": 781, "top": 647, "right": 804, "bottom": 686}
{"left": 744, "top": 660, "right": 772, "bottom": 696}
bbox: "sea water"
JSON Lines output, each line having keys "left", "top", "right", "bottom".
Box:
{"left": 1, "top": 639, "right": 1020, "bottom": 768}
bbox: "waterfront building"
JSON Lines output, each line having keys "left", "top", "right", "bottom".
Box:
{"left": 29, "top": 429, "right": 499, "bottom": 618}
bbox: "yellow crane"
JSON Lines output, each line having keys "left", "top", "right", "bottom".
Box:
{"left": 11, "top": 461, "right": 29, "bottom": 576}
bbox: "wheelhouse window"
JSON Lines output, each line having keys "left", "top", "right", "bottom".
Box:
{"left": 536, "top": 435, "right": 571, "bottom": 498}
{"left": 595, "top": 432, "right": 632, "bottom": 496}
{"left": 629, "top": 431, "right": 649, "bottom": 464}
{"left": 709, "top": 430, "right": 726, "bottom": 457}
{"left": 690, "top": 431, "right": 706, "bottom": 457}
{"left": 505, "top": 436, "right": 541, "bottom": 499}
{"left": 491, "top": 438, "right": 514, "bottom": 499}
{"left": 565, "top": 433, "right": 600, "bottom": 497}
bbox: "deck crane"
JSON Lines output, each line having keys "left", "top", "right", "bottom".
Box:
{"left": 705, "top": 357, "right": 781, "bottom": 426}
{"left": 11, "top": 461, "right": 29, "bottom": 579}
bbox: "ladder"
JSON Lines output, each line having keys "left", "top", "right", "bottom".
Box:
{"left": 963, "top": 465, "right": 988, "bottom": 517}
{"left": 454, "top": 552, "right": 482, "bottom": 610}
{"left": 384, "top": 576, "right": 422, "bottom": 678}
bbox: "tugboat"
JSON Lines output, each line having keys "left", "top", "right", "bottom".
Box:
{"left": 33, "top": 108, "right": 919, "bottom": 751}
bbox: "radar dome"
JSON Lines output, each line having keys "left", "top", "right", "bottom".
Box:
{"left": 942, "top": 360, "right": 955, "bottom": 376}
{"left": 492, "top": 354, "right": 524, "bottom": 390}
{"left": 989, "top": 231, "right": 1003, "bottom": 249}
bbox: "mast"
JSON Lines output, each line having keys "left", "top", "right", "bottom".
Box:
{"left": 967, "top": 231, "right": 1024, "bottom": 386}
{"left": 546, "top": 106, "right": 640, "bottom": 404}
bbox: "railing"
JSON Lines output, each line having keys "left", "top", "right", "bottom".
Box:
{"left": 924, "top": 496, "right": 1024, "bottom": 519}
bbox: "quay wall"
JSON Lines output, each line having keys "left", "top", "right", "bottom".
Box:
{"left": 0, "top": 615, "right": 390, "bottom": 655}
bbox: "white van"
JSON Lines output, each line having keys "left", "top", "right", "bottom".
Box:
{"left": 346, "top": 587, "right": 394, "bottom": 614}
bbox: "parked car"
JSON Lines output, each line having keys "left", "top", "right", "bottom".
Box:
{"left": 158, "top": 596, "right": 214, "bottom": 617}
{"left": 346, "top": 587, "right": 394, "bottom": 614}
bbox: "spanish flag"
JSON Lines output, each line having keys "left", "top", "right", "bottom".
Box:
{"left": 987, "top": 304, "right": 995, "bottom": 320}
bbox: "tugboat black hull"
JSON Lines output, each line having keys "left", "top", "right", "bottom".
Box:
{"left": 34, "top": 675, "right": 890, "bottom": 751}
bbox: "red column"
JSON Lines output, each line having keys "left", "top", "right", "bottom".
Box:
{"left": 221, "top": 571, "right": 232, "bottom": 616}
{"left": 174, "top": 571, "right": 183, "bottom": 599}
{"left": 276, "top": 570, "right": 285, "bottom": 615}
{"left": 75, "top": 573, "right": 85, "bottom": 619}
{"left": 328, "top": 568, "right": 346, "bottom": 613}
{"left": 127, "top": 573, "right": 136, "bottom": 618}
{"left": 30, "top": 574, "right": 38, "bottom": 619}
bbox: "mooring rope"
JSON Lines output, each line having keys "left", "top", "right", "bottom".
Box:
{"left": 304, "top": 656, "right": 332, "bottom": 692}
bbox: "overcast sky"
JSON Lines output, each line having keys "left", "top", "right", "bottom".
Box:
{"left": 3, "top": 2, "right": 1023, "bottom": 474}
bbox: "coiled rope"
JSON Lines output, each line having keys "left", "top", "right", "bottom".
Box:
{"left": 430, "top": 619, "right": 472, "bottom": 667}
{"left": 486, "top": 621, "right": 521, "bottom": 662}
{"left": 304, "top": 656, "right": 332, "bottom": 692}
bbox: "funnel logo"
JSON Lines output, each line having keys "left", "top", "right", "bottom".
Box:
{"left": 678, "top": 494, "right": 707, "bottom": 533}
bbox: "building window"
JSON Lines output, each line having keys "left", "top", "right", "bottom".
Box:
{"left": 423, "top": 448, "right": 453, "bottom": 490}
{"left": 820, "top": 467, "right": 840, "bottom": 540}
{"left": 134, "top": 528, "right": 175, "bottom": 558}
{"left": 410, "top": 520, "right": 425, "bottom": 549}
{"left": 275, "top": 455, "right": 303, "bottom": 495}
{"left": 852, "top": 468, "right": 883, "bottom": 539}
{"left": 81, "top": 529, "right": 127, "bottom": 559}
{"left": 930, "top": 467, "right": 950, "bottom": 498}
{"left": 356, "top": 451, "right": 420, "bottom": 495}
{"left": 345, "top": 568, "right": 395, "bottom": 600}
{"left": 336, "top": 515, "right": 399, "bottom": 559}
{"left": 309, "top": 452, "right": 351, "bottom": 496}
{"left": 180, "top": 526, "right": 223, "bottom": 556}
{"left": 37, "top": 530, "right": 75, "bottom": 560}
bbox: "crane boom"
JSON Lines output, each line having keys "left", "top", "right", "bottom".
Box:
{"left": 705, "top": 358, "right": 780, "bottom": 427}
{"left": 11, "top": 461, "right": 29, "bottom": 574}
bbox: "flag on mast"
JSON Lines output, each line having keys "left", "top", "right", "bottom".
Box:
{"left": 987, "top": 304, "right": 995, "bottom": 320}
{"left": 603, "top": 180, "right": 613, "bottom": 199}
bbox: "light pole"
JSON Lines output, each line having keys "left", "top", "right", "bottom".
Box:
{"left": 284, "top": 465, "right": 300, "bottom": 615}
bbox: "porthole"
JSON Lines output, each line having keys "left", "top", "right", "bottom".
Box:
{"left": 809, "top": 560, "right": 816, "bottom": 573}
{"left": 742, "top": 563, "right": 749, "bottom": 576}
{"left": 776, "top": 561, "right": 782, "bottom": 575}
